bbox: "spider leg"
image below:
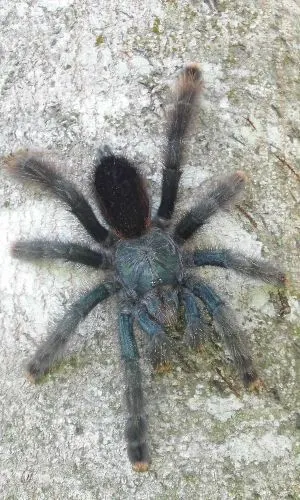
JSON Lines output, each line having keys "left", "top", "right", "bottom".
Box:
{"left": 156, "top": 64, "right": 202, "bottom": 224}
{"left": 5, "top": 152, "right": 112, "bottom": 245}
{"left": 27, "top": 281, "right": 119, "bottom": 381}
{"left": 184, "top": 248, "right": 286, "bottom": 287}
{"left": 181, "top": 288, "right": 210, "bottom": 349}
{"left": 174, "top": 171, "right": 246, "bottom": 243}
{"left": 12, "top": 240, "right": 112, "bottom": 269}
{"left": 135, "top": 305, "right": 172, "bottom": 372}
{"left": 119, "top": 307, "right": 150, "bottom": 472}
{"left": 184, "top": 276, "right": 259, "bottom": 387}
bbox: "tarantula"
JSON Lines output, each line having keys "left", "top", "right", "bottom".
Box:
{"left": 5, "top": 64, "right": 286, "bottom": 471}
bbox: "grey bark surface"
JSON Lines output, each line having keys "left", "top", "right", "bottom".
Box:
{"left": 0, "top": 1, "right": 299, "bottom": 498}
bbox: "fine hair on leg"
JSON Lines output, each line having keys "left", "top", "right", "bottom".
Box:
{"left": 5, "top": 151, "right": 110, "bottom": 244}
{"left": 12, "top": 240, "right": 112, "bottom": 269}
{"left": 27, "top": 282, "right": 119, "bottom": 381}
{"left": 185, "top": 248, "right": 286, "bottom": 287}
{"left": 184, "top": 276, "right": 259, "bottom": 386}
{"left": 135, "top": 304, "right": 172, "bottom": 371}
{"left": 157, "top": 64, "right": 203, "bottom": 222}
{"left": 119, "top": 310, "right": 150, "bottom": 471}
{"left": 181, "top": 288, "right": 210, "bottom": 349}
{"left": 174, "top": 171, "right": 246, "bottom": 243}
{"left": 211, "top": 305, "right": 258, "bottom": 386}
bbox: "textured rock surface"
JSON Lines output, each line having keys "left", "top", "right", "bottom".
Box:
{"left": 0, "top": 1, "right": 299, "bottom": 498}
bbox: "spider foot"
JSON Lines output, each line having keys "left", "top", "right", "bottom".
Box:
{"left": 248, "top": 377, "right": 265, "bottom": 393}
{"left": 150, "top": 334, "right": 171, "bottom": 372}
{"left": 126, "top": 417, "right": 150, "bottom": 472}
{"left": 185, "top": 328, "right": 206, "bottom": 351}
{"left": 154, "top": 361, "right": 173, "bottom": 374}
{"left": 243, "top": 371, "right": 264, "bottom": 392}
{"left": 25, "top": 371, "right": 38, "bottom": 384}
{"left": 26, "top": 367, "right": 48, "bottom": 384}
{"left": 132, "top": 460, "right": 150, "bottom": 473}
{"left": 178, "top": 62, "right": 202, "bottom": 93}
{"left": 3, "top": 149, "right": 33, "bottom": 172}
{"left": 195, "top": 343, "right": 205, "bottom": 354}
{"left": 235, "top": 170, "right": 248, "bottom": 183}
{"left": 186, "top": 335, "right": 206, "bottom": 353}
{"left": 281, "top": 275, "right": 290, "bottom": 287}
{"left": 26, "top": 354, "right": 52, "bottom": 383}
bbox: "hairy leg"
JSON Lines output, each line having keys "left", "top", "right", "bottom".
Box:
{"left": 12, "top": 240, "right": 112, "bottom": 269}
{"left": 174, "top": 171, "right": 246, "bottom": 243}
{"left": 5, "top": 151, "right": 112, "bottom": 245}
{"left": 181, "top": 289, "right": 210, "bottom": 349}
{"left": 118, "top": 309, "right": 150, "bottom": 471}
{"left": 184, "top": 276, "right": 260, "bottom": 387}
{"left": 156, "top": 64, "right": 202, "bottom": 224}
{"left": 135, "top": 305, "right": 172, "bottom": 372}
{"left": 184, "top": 248, "right": 286, "bottom": 287}
{"left": 27, "top": 281, "right": 119, "bottom": 381}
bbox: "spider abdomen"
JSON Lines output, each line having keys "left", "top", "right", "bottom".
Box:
{"left": 115, "top": 228, "right": 183, "bottom": 296}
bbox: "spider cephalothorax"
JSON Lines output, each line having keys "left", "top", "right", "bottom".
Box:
{"left": 5, "top": 64, "right": 286, "bottom": 471}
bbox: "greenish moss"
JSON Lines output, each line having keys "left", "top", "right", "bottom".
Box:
{"left": 217, "top": 2, "right": 227, "bottom": 13}
{"left": 95, "top": 35, "right": 105, "bottom": 46}
{"left": 227, "top": 88, "right": 240, "bottom": 104}
{"left": 225, "top": 53, "right": 237, "bottom": 65}
{"left": 152, "top": 17, "right": 161, "bottom": 35}
{"left": 35, "top": 354, "right": 88, "bottom": 384}
{"left": 183, "top": 4, "right": 197, "bottom": 20}
{"left": 293, "top": 325, "right": 300, "bottom": 338}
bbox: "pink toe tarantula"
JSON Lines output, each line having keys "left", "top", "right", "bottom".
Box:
{"left": 5, "top": 65, "right": 286, "bottom": 471}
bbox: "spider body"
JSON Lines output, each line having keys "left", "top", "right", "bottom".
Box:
{"left": 5, "top": 64, "right": 286, "bottom": 472}
{"left": 115, "top": 228, "right": 183, "bottom": 295}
